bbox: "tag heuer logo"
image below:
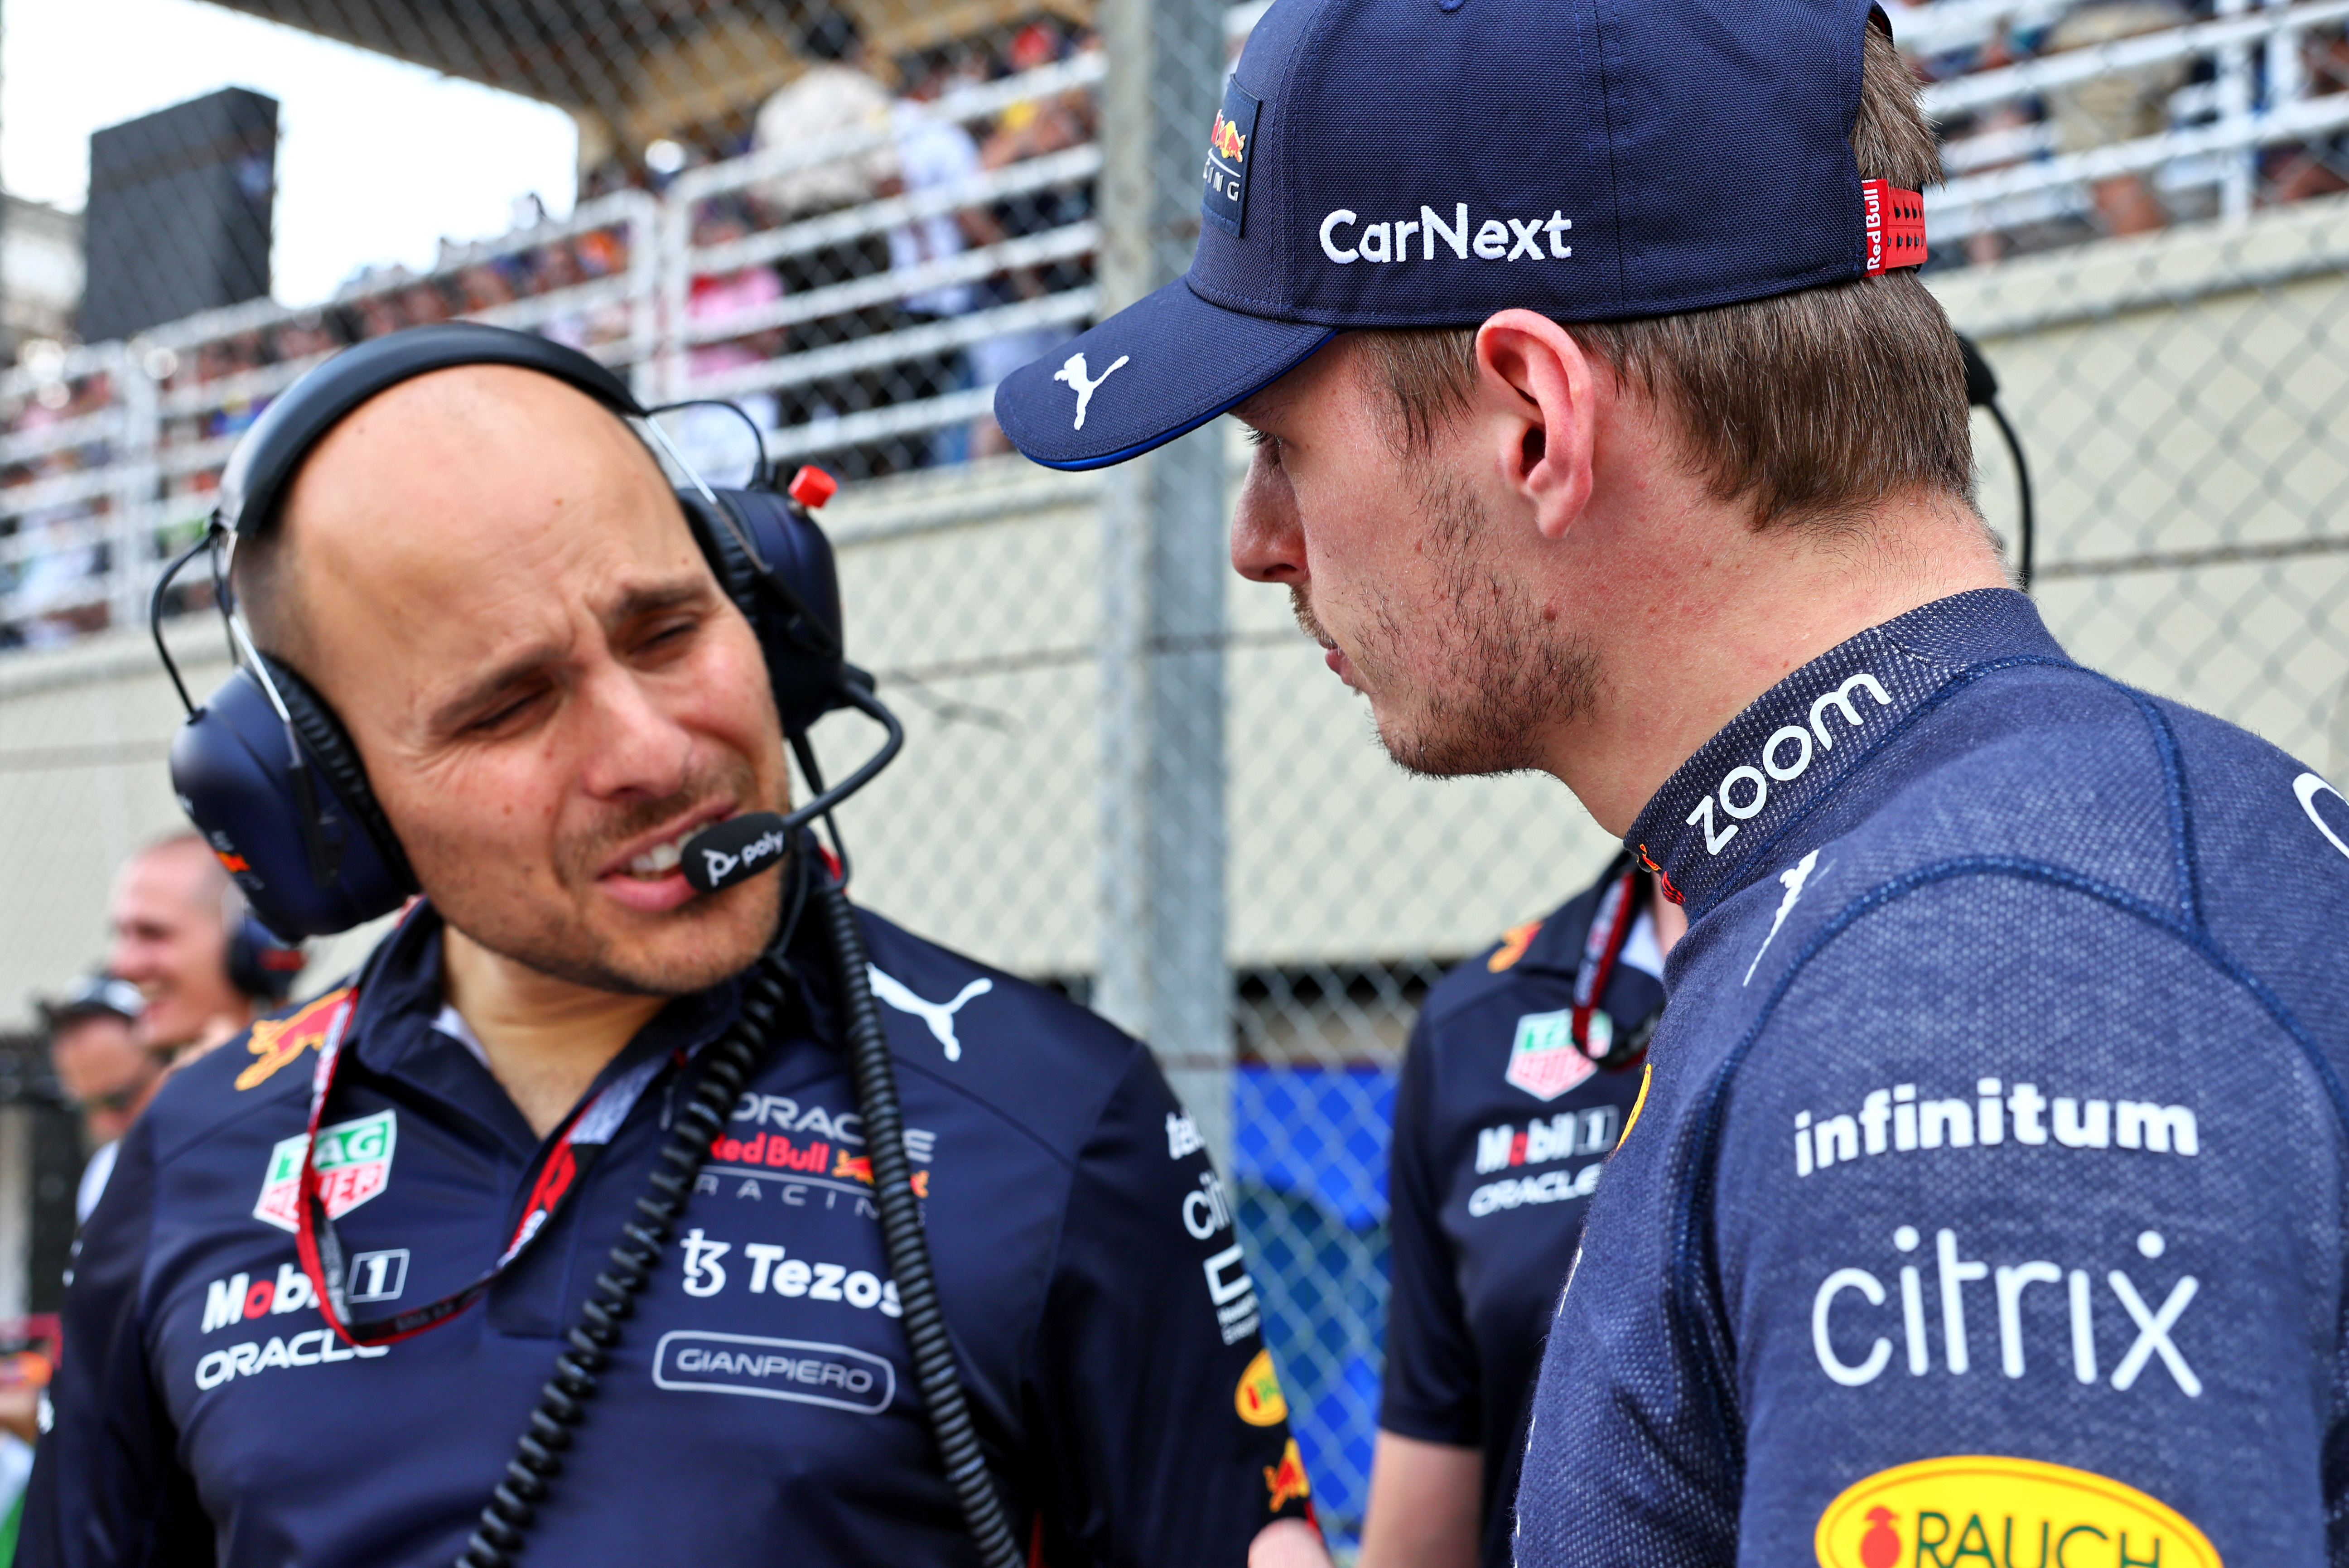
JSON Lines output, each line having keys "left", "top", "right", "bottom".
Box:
{"left": 254, "top": 1110, "right": 396, "bottom": 1234}
{"left": 1505, "top": 1010, "right": 1597, "bottom": 1101}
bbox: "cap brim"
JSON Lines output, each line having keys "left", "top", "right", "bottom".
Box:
{"left": 993, "top": 277, "right": 1333, "bottom": 471}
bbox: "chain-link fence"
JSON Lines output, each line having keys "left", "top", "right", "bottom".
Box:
{"left": 2, "top": 0, "right": 2348, "bottom": 1550}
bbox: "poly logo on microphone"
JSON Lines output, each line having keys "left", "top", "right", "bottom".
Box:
{"left": 685, "top": 816, "right": 792, "bottom": 892}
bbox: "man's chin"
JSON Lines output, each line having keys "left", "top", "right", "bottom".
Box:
{"left": 463, "top": 878, "right": 782, "bottom": 999}
{"left": 1375, "top": 709, "right": 1542, "bottom": 780}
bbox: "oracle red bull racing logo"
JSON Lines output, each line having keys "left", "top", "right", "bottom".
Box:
{"left": 252, "top": 1109, "right": 395, "bottom": 1234}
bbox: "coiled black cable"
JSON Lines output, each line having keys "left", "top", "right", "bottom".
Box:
{"left": 454, "top": 949, "right": 793, "bottom": 1568}
{"left": 453, "top": 820, "right": 1019, "bottom": 1567}
{"left": 810, "top": 866, "right": 1023, "bottom": 1568}
{"left": 454, "top": 845, "right": 810, "bottom": 1566}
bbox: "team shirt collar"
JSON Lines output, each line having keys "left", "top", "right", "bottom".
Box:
{"left": 1624, "top": 589, "right": 2067, "bottom": 921}
{"left": 345, "top": 900, "right": 750, "bottom": 1157}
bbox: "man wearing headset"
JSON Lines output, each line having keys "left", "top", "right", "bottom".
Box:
{"left": 24, "top": 334, "right": 1324, "bottom": 1567}
{"left": 106, "top": 833, "right": 299, "bottom": 1064}
{"left": 991, "top": 0, "right": 2349, "bottom": 1559}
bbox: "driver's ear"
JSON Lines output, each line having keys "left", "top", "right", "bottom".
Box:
{"left": 1474, "top": 311, "right": 1597, "bottom": 541}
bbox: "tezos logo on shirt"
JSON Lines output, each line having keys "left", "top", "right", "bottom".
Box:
{"left": 253, "top": 1110, "right": 396, "bottom": 1234}
{"left": 1505, "top": 1010, "right": 1597, "bottom": 1101}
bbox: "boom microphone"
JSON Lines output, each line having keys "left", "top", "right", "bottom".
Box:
{"left": 682, "top": 812, "right": 792, "bottom": 893}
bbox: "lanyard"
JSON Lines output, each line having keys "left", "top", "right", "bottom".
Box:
{"left": 291, "top": 989, "right": 685, "bottom": 1348}
{"left": 1570, "top": 863, "right": 1642, "bottom": 1058}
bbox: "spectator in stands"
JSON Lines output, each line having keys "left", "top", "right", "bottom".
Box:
{"left": 970, "top": 22, "right": 1093, "bottom": 456}
{"left": 38, "top": 974, "right": 159, "bottom": 1225}
{"left": 400, "top": 277, "right": 456, "bottom": 327}
{"left": 676, "top": 198, "right": 786, "bottom": 482}
{"left": 354, "top": 294, "right": 403, "bottom": 341}
{"left": 753, "top": 5, "right": 899, "bottom": 219}
{"left": 271, "top": 312, "right": 340, "bottom": 365}
{"left": 106, "top": 833, "right": 257, "bottom": 1066}
{"left": 5, "top": 398, "right": 109, "bottom": 646}
{"left": 457, "top": 258, "right": 522, "bottom": 317}
{"left": 2043, "top": 0, "right": 2193, "bottom": 235}
{"left": 892, "top": 47, "right": 1004, "bottom": 464}
{"left": 2269, "top": 25, "right": 2349, "bottom": 202}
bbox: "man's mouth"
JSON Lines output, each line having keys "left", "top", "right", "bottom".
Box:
{"left": 593, "top": 801, "right": 738, "bottom": 900}
{"left": 623, "top": 830, "right": 695, "bottom": 881}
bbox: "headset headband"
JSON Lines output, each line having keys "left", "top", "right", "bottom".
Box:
{"left": 217, "top": 323, "right": 646, "bottom": 540}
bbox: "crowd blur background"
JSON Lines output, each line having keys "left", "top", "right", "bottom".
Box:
{"left": 0, "top": 0, "right": 2345, "bottom": 1552}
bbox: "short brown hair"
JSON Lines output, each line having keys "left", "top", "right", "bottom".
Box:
{"left": 1361, "top": 23, "right": 1972, "bottom": 531}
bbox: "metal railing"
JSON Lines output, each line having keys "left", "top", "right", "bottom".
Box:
{"left": 1927, "top": 0, "right": 2349, "bottom": 238}
{"left": 0, "top": 53, "right": 1101, "bottom": 645}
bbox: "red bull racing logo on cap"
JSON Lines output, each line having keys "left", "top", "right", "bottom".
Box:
{"left": 1202, "top": 79, "right": 1262, "bottom": 238}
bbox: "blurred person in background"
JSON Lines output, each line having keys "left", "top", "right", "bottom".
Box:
{"left": 754, "top": 5, "right": 899, "bottom": 221}
{"left": 106, "top": 833, "right": 297, "bottom": 1067}
{"left": 889, "top": 46, "right": 1004, "bottom": 465}
{"left": 673, "top": 199, "right": 785, "bottom": 483}
{"left": 1360, "top": 858, "right": 1681, "bottom": 1568}
{"left": 2042, "top": 0, "right": 2192, "bottom": 235}
{"left": 969, "top": 21, "right": 1092, "bottom": 458}
{"left": 38, "top": 974, "right": 159, "bottom": 1225}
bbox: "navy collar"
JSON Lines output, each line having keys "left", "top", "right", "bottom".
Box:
{"left": 1509, "top": 853, "right": 1633, "bottom": 978}
{"left": 1624, "top": 589, "right": 2068, "bottom": 921}
{"left": 344, "top": 901, "right": 749, "bottom": 1157}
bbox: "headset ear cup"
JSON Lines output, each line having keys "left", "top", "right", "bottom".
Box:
{"left": 260, "top": 655, "right": 419, "bottom": 895}
{"left": 227, "top": 912, "right": 307, "bottom": 1004}
{"left": 676, "top": 487, "right": 848, "bottom": 736}
{"left": 677, "top": 488, "right": 760, "bottom": 619}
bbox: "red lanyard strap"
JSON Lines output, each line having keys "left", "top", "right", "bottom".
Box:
{"left": 292, "top": 993, "right": 682, "bottom": 1349}
{"left": 1570, "top": 865, "right": 1641, "bottom": 1057}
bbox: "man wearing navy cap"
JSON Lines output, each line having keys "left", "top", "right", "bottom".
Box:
{"left": 993, "top": 0, "right": 2349, "bottom": 1561}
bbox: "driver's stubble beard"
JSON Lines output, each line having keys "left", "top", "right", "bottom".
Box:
{"left": 1297, "top": 468, "right": 1600, "bottom": 779}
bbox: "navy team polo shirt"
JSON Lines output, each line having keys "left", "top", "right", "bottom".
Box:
{"left": 1514, "top": 588, "right": 2349, "bottom": 1567}
{"left": 1381, "top": 859, "right": 1658, "bottom": 1568}
{"left": 25, "top": 900, "right": 1315, "bottom": 1566}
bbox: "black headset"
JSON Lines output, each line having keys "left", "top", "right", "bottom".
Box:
{"left": 226, "top": 907, "right": 306, "bottom": 1003}
{"left": 154, "top": 323, "right": 860, "bottom": 941}
{"left": 150, "top": 323, "right": 1023, "bottom": 1568}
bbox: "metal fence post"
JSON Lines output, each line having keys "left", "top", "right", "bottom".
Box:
{"left": 1095, "top": 0, "right": 1233, "bottom": 1165}
{"left": 111, "top": 346, "right": 157, "bottom": 632}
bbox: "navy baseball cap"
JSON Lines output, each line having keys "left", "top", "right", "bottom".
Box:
{"left": 38, "top": 974, "right": 146, "bottom": 1029}
{"left": 994, "top": 0, "right": 1925, "bottom": 470}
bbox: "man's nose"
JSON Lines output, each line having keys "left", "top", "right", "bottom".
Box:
{"left": 1230, "top": 444, "right": 1305, "bottom": 586}
{"left": 577, "top": 666, "right": 694, "bottom": 801}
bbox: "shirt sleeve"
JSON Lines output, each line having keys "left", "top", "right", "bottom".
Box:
{"left": 1025, "top": 1047, "right": 1316, "bottom": 1568}
{"left": 1708, "top": 876, "right": 2342, "bottom": 1565}
{"left": 1377, "top": 1013, "right": 1480, "bottom": 1446}
{"left": 20, "top": 1117, "right": 213, "bottom": 1567}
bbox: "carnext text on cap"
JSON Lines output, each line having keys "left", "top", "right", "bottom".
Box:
{"left": 1319, "top": 203, "right": 1575, "bottom": 265}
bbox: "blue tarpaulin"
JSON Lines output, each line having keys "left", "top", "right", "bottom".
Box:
{"left": 1231, "top": 1065, "right": 1398, "bottom": 1547}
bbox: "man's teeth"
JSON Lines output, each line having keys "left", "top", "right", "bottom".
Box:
{"left": 625, "top": 835, "right": 689, "bottom": 878}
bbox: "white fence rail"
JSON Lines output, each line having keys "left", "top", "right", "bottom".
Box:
{"left": 1927, "top": 0, "right": 2349, "bottom": 237}
{"left": 0, "top": 55, "right": 1103, "bottom": 645}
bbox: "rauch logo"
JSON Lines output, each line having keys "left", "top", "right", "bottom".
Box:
{"left": 1814, "top": 1454, "right": 2218, "bottom": 1568}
